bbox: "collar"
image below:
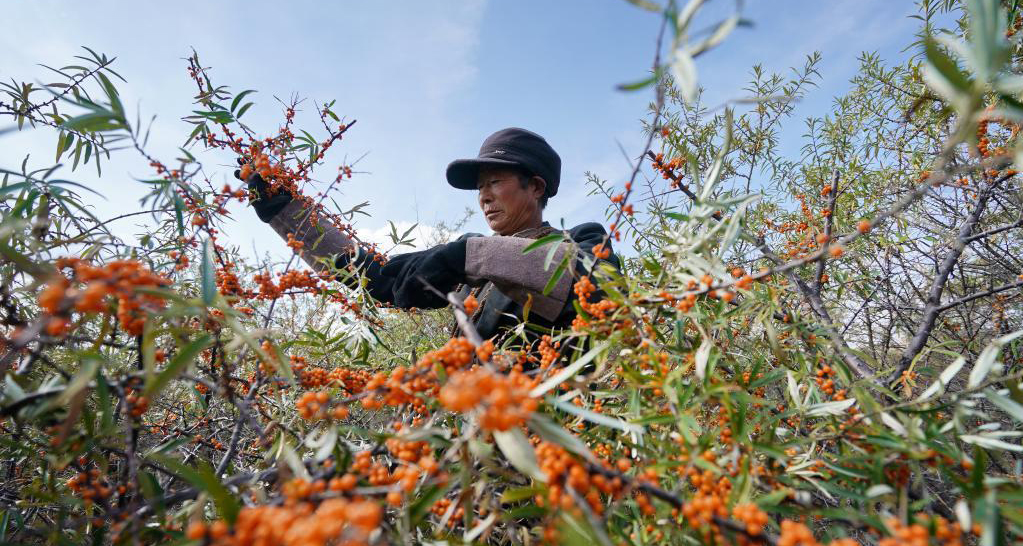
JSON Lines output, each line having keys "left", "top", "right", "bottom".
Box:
{"left": 511, "top": 221, "right": 553, "bottom": 239}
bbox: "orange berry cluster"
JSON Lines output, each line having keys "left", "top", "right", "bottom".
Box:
{"left": 124, "top": 390, "right": 150, "bottom": 418}
{"left": 220, "top": 497, "right": 381, "bottom": 546}
{"left": 462, "top": 293, "right": 479, "bottom": 315}
{"left": 429, "top": 497, "right": 465, "bottom": 526}
{"left": 328, "top": 367, "right": 370, "bottom": 395}
{"left": 360, "top": 337, "right": 478, "bottom": 412}
{"left": 186, "top": 520, "right": 230, "bottom": 542}
{"left": 650, "top": 152, "right": 687, "bottom": 189}
{"left": 251, "top": 269, "right": 324, "bottom": 300}
{"left": 66, "top": 468, "right": 113, "bottom": 505}
{"left": 814, "top": 364, "right": 841, "bottom": 398}
{"left": 537, "top": 335, "right": 560, "bottom": 369}
{"left": 535, "top": 441, "right": 623, "bottom": 515}
{"left": 385, "top": 436, "right": 433, "bottom": 465}
{"left": 215, "top": 265, "right": 247, "bottom": 297}
{"left": 295, "top": 390, "right": 349, "bottom": 421}
{"left": 571, "top": 276, "right": 618, "bottom": 330}
{"left": 777, "top": 520, "right": 858, "bottom": 546}
{"left": 731, "top": 503, "right": 769, "bottom": 536}
{"left": 680, "top": 466, "right": 733, "bottom": 528}
{"left": 439, "top": 368, "right": 539, "bottom": 430}
{"left": 38, "top": 258, "right": 170, "bottom": 336}
{"left": 887, "top": 516, "right": 964, "bottom": 546}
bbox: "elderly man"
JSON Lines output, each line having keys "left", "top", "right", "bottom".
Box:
{"left": 243, "top": 127, "right": 620, "bottom": 341}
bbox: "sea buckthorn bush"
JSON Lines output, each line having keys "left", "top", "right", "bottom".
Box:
{"left": 2, "top": 1, "right": 1023, "bottom": 545}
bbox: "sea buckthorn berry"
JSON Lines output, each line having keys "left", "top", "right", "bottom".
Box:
{"left": 462, "top": 293, "right": 479, "bottom": 315}
{"left": 857, "top": 219, "right": 871, "bottom": 234}
{"left": 829, "top": 245, "right": 845, "bottom": 258}
{"left": 185, "top": 521, "right": 206, "bottom": 540}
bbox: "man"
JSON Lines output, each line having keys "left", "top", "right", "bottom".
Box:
{"left": 242, "top": 127, "right": 620, "bottom": 341}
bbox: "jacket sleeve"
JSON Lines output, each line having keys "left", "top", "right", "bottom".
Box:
{"left": 464, "top": 222, "right": 620, "bottom": 322}
{"left": 268, "top": 200, "right": 354, "bottom": 272}
{"left": 344, "top": 233, "right": 484, "bottom": 310}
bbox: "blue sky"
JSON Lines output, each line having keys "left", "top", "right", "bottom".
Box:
{"left": 2, "top": 0, "right": 922, "bottom": 260}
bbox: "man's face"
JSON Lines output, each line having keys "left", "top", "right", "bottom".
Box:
{"left": 476, "top": 167, "right": 544, "bottom": 235}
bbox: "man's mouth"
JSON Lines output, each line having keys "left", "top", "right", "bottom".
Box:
{"left": 484, "top": 210, "right": 502, "bottom": 219}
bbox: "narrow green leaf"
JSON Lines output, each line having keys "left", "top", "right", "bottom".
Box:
{"left": 523, "top": 233, "right": 565, "bottom": 254}
{"left": 201, "top": 238, "right": 216, "bottom": 305}
{"left": 148, "top": 455, "right": 239, "bottom": 523}
{"left": 494, "top": 428, "right": 544, "bottom": 481}
{"left": 236, "top": 102, "right": 254, "bottom": 119}
{"left": 143, "top": 334, "right": 212, "bottom": 398}
{"left": 530, "top": 341, "right": 609, "bottom": 397}
{"left": 542, "top": 255, "right": 569, "bottom": 296}
{"left": 230, "top": 90, "right": 256, "bottom": 113}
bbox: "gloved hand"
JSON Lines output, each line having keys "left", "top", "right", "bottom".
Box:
{"left": 234, "top": 163, "right": 292, "bottom": 223}
{"left": 384, "top": 238, "right": 468, "bottom": 308}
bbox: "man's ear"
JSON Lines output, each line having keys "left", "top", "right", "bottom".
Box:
{"left": 530, "top": 176, "right": 547, "bottom": 200}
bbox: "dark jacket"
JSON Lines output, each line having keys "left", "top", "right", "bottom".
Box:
{"left": 357, "top": 222, "right": 620, "bottom": 340}
{"left": 265, "top": 200, "right": 620, "bottom": 341}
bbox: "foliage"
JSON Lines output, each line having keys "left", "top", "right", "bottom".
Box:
{"left": 2, "top": 1, "right": 1023, "bottom": 545}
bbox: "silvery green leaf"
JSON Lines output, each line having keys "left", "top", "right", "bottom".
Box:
{"left": 800, "top": 476, "right": 834, "bottom": 501}
{"left": 806, "top": 398, "right": 856, "bottom": 416}
{"left": 915, "top": 356, "right": 966, "bottom": 401}
{"left": 463, "top": 513, "right": 497, "bottom": 542}
{"left": 305, "top": 426, "right": 338, "bottom": 462}
{"left": 960, "top": 434, "right": 1023, "bottom": 452}
{"left": 529, "top": 341, "right": 608, "bottom": 397}
{"left": 954, "top": 499, "right": 971, "bottom": 530}
{"left": 670, "top": 49, "right": 698, "bottom": 104}
{"left": 967, "top": 329, "right": 1023, "bottom": 388}
{"left": 935, "top": 34, "right": 981, "bottom": 77}
{"left": 55, "top": 356, "right": 100, "bottom": 407}
{"left": 880, "top": 412, "right": 907, "bottom": 436}
{"left": 280, "top": 441, "right": 311, "bottom": 479}
{"left": 675, "top": 0, "right": 706, "bottom": 32}
{"left": 922, "top": 62, "right": 970, "bottom": 112}
{"left": 965, "top": 0, "right": 1008, "bottom": 81}
{"left": 984, "top": 390, "right": 1023, "bottom": 422}
{"left": 994, "top": 74, "right": 1023, "bottom": 93}
{"left": 699, "top": 108, "right": 732, "bottom": 201}
{"left": 689, "top": 15, "right": 739, "bottom": 57}
{"left": 786, "top": 371, "right": 802, "bottom": 410}
{"left": 529, "top": 413, "right": 597, "bottom": 462}
{"left": 717, "top": 195, "right": 759, "bottom": 258}
{"left": 200, "top": 238, "right": 216, "bottom": 306}
{"left": 866, "top": 484, "right": 894, "bottom": 497}
{"left": 494, "top": 428, "right": 544, "bottom": 481}
{"left": 694, "top": 335, "right": 712, "bottom": 381}
{"left": 549, "top": 397, "right": 644, "bottom": 435}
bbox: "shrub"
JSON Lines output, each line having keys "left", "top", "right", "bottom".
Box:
{"left": 1, "top": 1, "right": 1022, "bottom": 544}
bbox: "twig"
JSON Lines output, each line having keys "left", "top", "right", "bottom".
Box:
{"left": 813, "top": 169, "right": 840, "bottom": 293}
{"left": 889, "top": 177, "right": 1000, "bottom": 384}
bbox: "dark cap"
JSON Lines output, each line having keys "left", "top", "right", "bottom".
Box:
{"left": 446, "top": 128, "right": 561, "bottom": 198}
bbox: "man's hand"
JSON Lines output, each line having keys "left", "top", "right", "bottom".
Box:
{"left": 234, "top": 165, "right": 292, "bottom": 223}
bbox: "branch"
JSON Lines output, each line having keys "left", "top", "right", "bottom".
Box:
{"left": 813, "top": 169, "right": 840, "bottom": 292}
{"left": 889, "top": 177, "right": 1000, "bottom": 383}
{"left": 935, "top": 278, "right": 1023, "bottom": 313}
{"left": 759, "top": 242, "right": 876, "bottom": 381}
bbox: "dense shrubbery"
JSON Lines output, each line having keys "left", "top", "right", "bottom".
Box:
{"left": 2, "top": 1, "right": 1022, "bottom": 544}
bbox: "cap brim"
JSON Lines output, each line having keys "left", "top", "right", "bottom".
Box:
{"left": 446, "top": 158, "right": 522, "bottom": 190}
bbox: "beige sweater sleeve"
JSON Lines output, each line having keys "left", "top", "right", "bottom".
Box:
{"left": 464, "top": 236, "right": 574, "bottom": 322}
{"left": 268, "top": 200, "right": 354, "bottom": 272}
